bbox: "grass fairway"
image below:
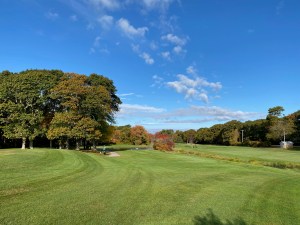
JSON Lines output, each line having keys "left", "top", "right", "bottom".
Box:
{"left": 0, "top": 147, "right": 300, "bottom": 225}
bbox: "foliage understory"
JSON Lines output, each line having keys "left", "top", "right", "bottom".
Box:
{"left": 1, "top": 146, "right": 300, "bottom": 225}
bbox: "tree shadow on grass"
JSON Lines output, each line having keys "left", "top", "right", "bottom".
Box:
{"left": 193, "top": 209, "right": 248, "bottom": 225}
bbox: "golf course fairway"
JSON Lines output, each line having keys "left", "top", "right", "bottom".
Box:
{"left": 0, "top": 147, "right": 299, "bottom": 225}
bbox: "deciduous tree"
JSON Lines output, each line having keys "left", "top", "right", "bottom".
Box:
{"left": 153, "top": 133, "right": 174, "bottom": 151}
{"left": 130, "top": 125, "right": 150, "bottom": 145}
{"left": 0, "top": 70, "right": 63, "bottom": 149}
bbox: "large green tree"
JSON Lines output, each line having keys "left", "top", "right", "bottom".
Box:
{"left": 182, "top": 129, "right": 197, "bottom": 144}
{"left": 289, "top": 110, "right": 300, "bottom": 144}
{"left": 48, "top": 73, "right": 121, "bottom": 149}
{"left": 221, "top": 120, "right": 242, "bottom": 145}
{"left": 0, "top": 70, "right": 63, "bottom": 149}
{"left": 0, "top": 70, "right": 120, "bottom": 149}
{"left": 241, "top": 119, "right": 268, "bottom": 142}
{"left": 266, "top": 106, "right": 296, "bottom": 143}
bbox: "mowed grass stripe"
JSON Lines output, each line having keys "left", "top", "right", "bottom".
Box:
{"left": 0, "top": 149, "right": 104, "bottom": 197}
{"left": 241, "top": 175, "right": 300, "bottom": 224}
{"left": 0, "top": 148, "right": 299, "bottom": 225}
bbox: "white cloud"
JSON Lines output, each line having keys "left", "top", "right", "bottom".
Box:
{"left": 173, "top": 45, "right": 186, "bottom": 54}
{"left": 100, "top": 48, "right": 110, "bottom": 54}
{"left": 118, "top": 93, "right": 135, "bottom": 100}
{"left": 93, "top": 36, "right": 101, "bottom": 47}
{"left": 90, "top": 36, "right": 110, "bottom": 54}
{"left": 276, "top": 0, "right": 285, "bottom": 15}
{"left": 45, "top": 11, "right": 59, "bottom": 20}
{"left": 141, "top": 0, "right": 175, "bottom": 12}
{"left": 186, "top": 65, "right": 197, "bottom": 76}
{"left": 116, "top": 103, "right": 261, "bottom": 131}
{"left": 161, "top": 51, "right": 171, "bottom": 60}
{"left": 140, "top": 52, "right": 154, "bottom": 65}
{"left": 98, "top": 15, "right": 114, "bottom": 29}
{"left": 89, "top": 0, "right": 120, "bottom": 10}
{"left": 117, "top": 104, "right": 165, "bottom": 116}
{"left": 151, "top": 75, "right": 164, "bottom": 87}
{"left": 161, "top": 33, "right": 188, "bottom": 55}
{"left": 187, "top": 106, "right": 259, "bottom": 121}
{"left": 117, "top": 18, "right": 148, "bottom": 38}
{"left": 89, "top": 48, "right": 96, "bottom": 54}
{"left": 131, "top": 44, "right": 154, "bottom": 65}
{"left": 199, "top": 93, "right": 209, "bottom": 103}
{"left": 119, "top": 93, "right": 135, "bottom": 97}
{"left": 70, "top": 14, "right": 78, "bottom": 22}
{"left": 161, "top": 33, "right": 187, "bottom": 46}
{"left": 87, "top": 23, "right": 95, "bottom": 30}
{"left": 131, "top": 44, "right": 140, "bottom": 53}
{"left": 157, "top": 106, "right": 261, "bottom": 123}
{"left": 150, "top": 41, "right": 158, "bottom": 50}
{"left": 167, "top": 74, "right": 222, "bottom": 103}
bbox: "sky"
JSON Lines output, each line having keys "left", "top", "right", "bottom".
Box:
{"left": 1, "top": 0, "right": 300, "bottom": 132}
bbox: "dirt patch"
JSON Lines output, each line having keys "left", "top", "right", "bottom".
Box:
{"left": 107, "top": 152, "right": 120, "bottom": 157}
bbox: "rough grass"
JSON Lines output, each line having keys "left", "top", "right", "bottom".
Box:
{"left": 0, "top": 147, "right": 300, "bottom": 225}
{"left": 175, "top": 144, "right": 300, "bottom": 169}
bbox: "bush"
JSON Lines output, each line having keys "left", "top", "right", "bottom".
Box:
{"left": 242, "top": 140, "right": 271, "bottom": 147}
{"left": 153, "top": 133, "right": 174, "bottom": 151}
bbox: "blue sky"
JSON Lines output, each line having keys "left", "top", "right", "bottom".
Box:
{"left": 1, "top": 0, "right": 300, "bottom": 132}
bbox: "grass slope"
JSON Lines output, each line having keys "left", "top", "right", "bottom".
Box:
{"left": 0, "top": 147, "right": 300, "bottom": 225}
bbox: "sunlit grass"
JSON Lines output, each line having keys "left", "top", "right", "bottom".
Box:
{"left": 0, "top": 147, "right": 299, "bottom": 225}
{"left": 175, "top": 143, "right": 300, "bottom": 164}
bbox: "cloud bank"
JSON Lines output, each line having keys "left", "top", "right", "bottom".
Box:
{"left": 116, "top": 103, "right": 261, "bottom": 130}
{"left": 167, "top": 74, "right": 222, "bottom": 103}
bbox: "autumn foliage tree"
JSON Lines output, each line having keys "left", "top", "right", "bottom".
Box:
{"left": 153, "top": 132, "right": 174, "bottom": 151}
{"left": 111, "top": 125, "right": 132, "bottom": 144}
{"left": 130, "top": 125, "right": 150, "bottom": 145}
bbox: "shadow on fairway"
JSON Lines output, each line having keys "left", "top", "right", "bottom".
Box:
{"left": 193, "top": 209, "right": 248, "bottom": 225}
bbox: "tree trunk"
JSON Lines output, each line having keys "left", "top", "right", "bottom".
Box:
{"left": 59, "top": 140, "right": 62, "bottom": 149}
{"left": 21, "top": 137, "right": 26, "bottom": 150}
{"left": 83, "top": 139, "right": 87, "bottom": 150}
{"left": 92, "top": 139, "right": 96, "bottom": 151}
{"left": 76, "top": 139, "right": 80, "bottom": 150}
{"left": 50, "top": 140, "right": 53, "bottom": 149}
{"left": 29, "top": 139, "right": 33, "bottom": 149}
{"left": 66, "top": 139, "right": 69, "bottom": 150}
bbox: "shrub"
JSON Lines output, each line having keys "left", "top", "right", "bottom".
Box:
{"left": 153, "top": 133, "right": 174, "bottom": 151}
{"left": 242, "top": 140, "right": 271, "bottom": 147}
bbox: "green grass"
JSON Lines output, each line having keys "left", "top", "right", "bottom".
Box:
{"left": 0, "top": 147, "right": 300, "bottom": 225}
{"left": 175, "top": 144, "right": 300, "bottom": 167}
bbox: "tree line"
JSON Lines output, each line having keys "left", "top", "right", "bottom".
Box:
{"left": 0, "top": 70, "right": 121, "bottom": 149}
{"left": 1, "top": 70, "right": 298, "bottom": 149}
{"left": 113, "top": 106, "right": 300, "bottom": 147}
